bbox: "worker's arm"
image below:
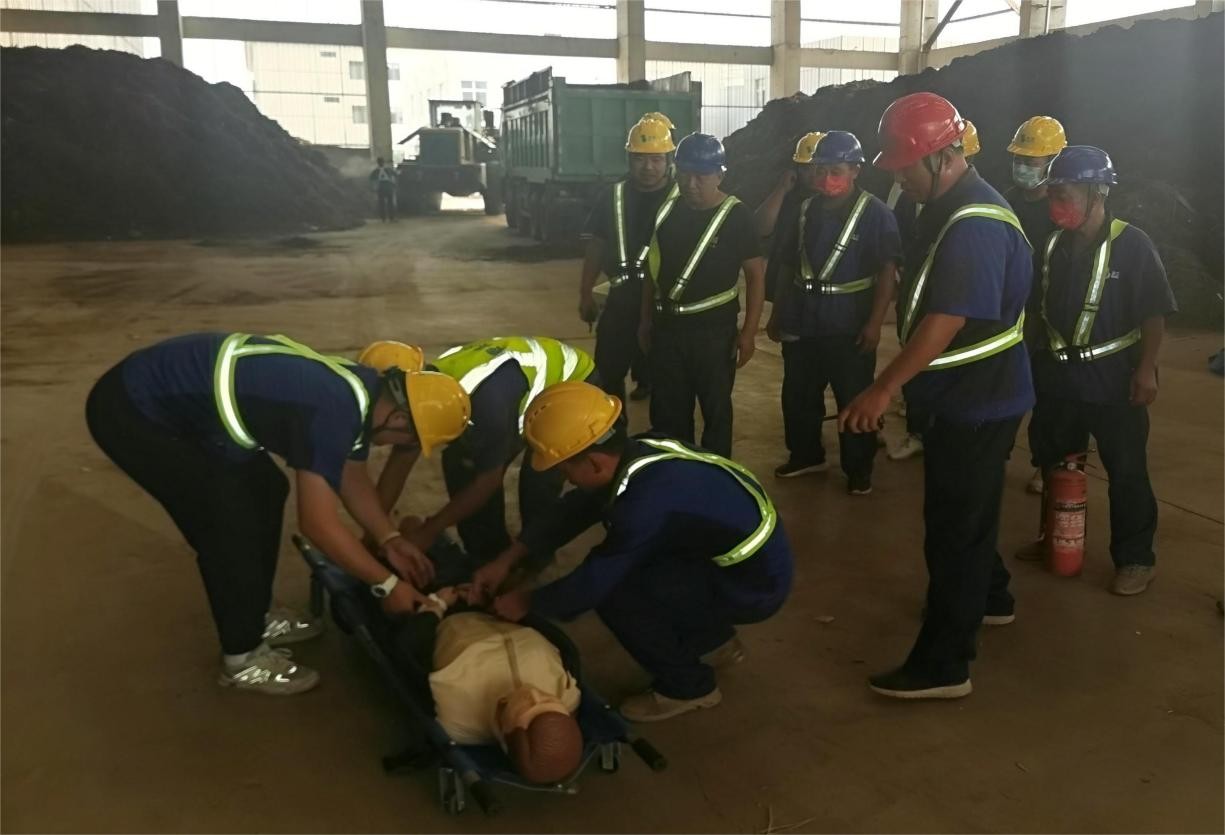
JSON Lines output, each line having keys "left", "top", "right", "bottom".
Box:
{"left": 339, "top": 460, "right": 435, "bottom": 587}
{"left": 374, "top": 445, "right": 420, "bottom": 514}
{"left": 857, "top": 260, "right": 898, "bottom": 354}
{"left": 1130, "top": 314, "right": 1165, "bottom": 406}
{"left": 737, "top": 256, "right": 766, "bottom": 367}
{"left": 411, "top": 465, "right": 507, "bottom": 552}
{"left": 578, "top": 238, "right": 605, "bottom": 324}
{"left": 753, "top": 169, "right": 795, "bottom": 239}
{"left": 296, "top": 470, "right": 427, "bottom": 612}
{"left": 839, "top": 312, "right": 965, "bottom": 433}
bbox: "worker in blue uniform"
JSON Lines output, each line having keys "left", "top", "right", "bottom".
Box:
{"left": 1019, "top": 146, "right": 1177, "bottom": 597}
{"left": 471, "top": 382, "right": 793, "bottom": 722}
{"left": 638, "top": 132, "right": 766, "bottom": 457}
{"left": 84, "top": 332, "right": 471, "bottom": 695}
{"left": 765, "top": 131, "right": 901, "bottom": 494}
{"left": 841, "top": 94, "right": 1034, "bottom": 700}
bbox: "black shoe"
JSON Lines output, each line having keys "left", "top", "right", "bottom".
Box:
{"left": 629, "top": 383, "right": 651, "bottom": 401}
{"left": 847, "top": 475, "right": 873, "bottom": 496}
{"left": 868, "top": 667, "right": 972, "bottom": 700}
{"left": 774, "top": 458, "right": 829, "bottom": 478}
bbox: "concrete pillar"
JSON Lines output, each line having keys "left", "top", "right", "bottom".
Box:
{"left": 769, "top": 0, "right": 800, "bottom": 99}
{"left": 1018, "top": 0, "right": 1066, "bottom": 37}
{"left": 898, "top": 0, "right": 936, "bottom": 75}
{"left": 617, "top": 0, "right": 646, "bottom": 84}
{"left": 156, "top": 1, "right": 184, "bottom": 67}
{"left": 360, "top": 0, "right": 393, "bottom": 161}
{"left": 1195, "top": 0, "right": 1225, "bottom": 15}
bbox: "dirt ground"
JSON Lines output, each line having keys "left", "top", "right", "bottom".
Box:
{"left": 2, "top": 207, "right": 1222, "bottom": 834}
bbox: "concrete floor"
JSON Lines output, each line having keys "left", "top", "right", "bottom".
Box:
{"left": 2, "top": 209, "right": 1222, "bottom": 833}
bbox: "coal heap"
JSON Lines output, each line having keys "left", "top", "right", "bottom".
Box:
{"left": 1, "top": 46, "right": 367, "bottom": 241}
{"left": 723, "top": 13, "right": 1224, "bottom": 327}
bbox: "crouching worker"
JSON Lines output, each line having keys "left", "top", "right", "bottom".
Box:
{"left": 85, "top": 332, "right": 470, "bottom": 695}
{"left": 391, "top": 590, "right": 584, "bottom": 784}
{"left": 474, "top": 382, "right": 794, "bottom": 723}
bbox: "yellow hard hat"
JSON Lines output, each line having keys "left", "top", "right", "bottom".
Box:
{"left": 524, "top": 381, "right": 622, "bottom": 471}
{"left": 358, "top": 340, "right": 424, "bottom": 373}
{"left": 792, "top": 131, "right": 826, "bottom": 164}
{"left": 1007, "top": 116, "right": 1067, "bottom": 157}
{"left": 404, "top": 370, "right": 471, "bottom": 457}
{"left": 961, "top": 120, "right": 980, "bottom": 158}
{"left": 626, "top": 116, "right": 676, "bottom": 154}
{"left": 642, "top": 111, "right": 675, "bottom": 130}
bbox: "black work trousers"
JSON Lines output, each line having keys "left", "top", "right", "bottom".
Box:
{"left": 781, "top": 336, "right": 877, "bottom": 479}
{"left": 1030, "top": 396, "right": 1157, "bottom": 567}
{"left": 440, "top": 445, "right": 565, "bottom": 561}
{"left": 376, "top": 188, "right": 395, "bottom": 222}
{"left": 85, "top": 363, "right": 288, "bottom": 655}
{"left": 904, "top": 415, "right": 1020, "bottom": 683}
{"left": 649, "top": 323, "right": 737, "bottom": 457}
{"left": 595, "top": 287, "right": 650, "bottom": 405}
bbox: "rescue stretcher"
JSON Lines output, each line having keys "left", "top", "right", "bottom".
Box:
{"left": 291, "top": 534, "right": 667, "bottom": 816}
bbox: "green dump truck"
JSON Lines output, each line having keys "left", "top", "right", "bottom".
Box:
{"left": 396, "top": 99, "right": 502, "bottom": 216}
{"left": 500, "top": 68, "right": 701, "bottom": 242}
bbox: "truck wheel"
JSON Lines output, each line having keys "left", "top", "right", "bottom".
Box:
{"left": 529, "top": 191, "right": 546, "bottom": 241}
{"left": 483, "top": 190, "right": 503, "bottom": 216}
{"left": 504, "top": 186, "right": 518, "bottom": 229}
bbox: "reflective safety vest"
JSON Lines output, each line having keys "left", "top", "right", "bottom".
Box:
{"left": 1040, "top": 218, "right": 1141, "bottom": 363}
{"left": 214, "top": 333, "right": 369, "bottom": 452}
{"left": 899, "top": 203, "right": 1030, "bottom": 370}
{"left": 796, "top": 190, "right": 875, "bottom": 294}
{"left": 608, "top": 181, "right": 680, "bottom": 288}
{"left": 613, "top": 438, "right": 777, "bottom": 568}
{"left": 644, "top": 192, "right": 742, "bottom": 315}
{"left": 432, "top": 337, "right": 594, "bottom": 432}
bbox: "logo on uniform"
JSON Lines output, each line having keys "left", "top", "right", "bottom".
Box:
{"left": 1108, "top": 270, "right": 1120, "bottom": 280}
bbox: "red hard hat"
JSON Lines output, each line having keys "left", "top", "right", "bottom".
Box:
{"left": 873, "top": 92, "right": 967, "bottom": 171}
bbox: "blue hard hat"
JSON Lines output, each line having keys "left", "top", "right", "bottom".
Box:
{"left": 1046, "top": 145, "right": 1118, "bottom": 186}
{"left": 675, "top": 132, "right": 726, "bottom": 174}
{"left": 812, "top": 130, "right": 865, "bottom": 165}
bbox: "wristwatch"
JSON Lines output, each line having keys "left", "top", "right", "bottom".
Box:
{"left": 370, "top": 573, "right": 400, "bottom": 599}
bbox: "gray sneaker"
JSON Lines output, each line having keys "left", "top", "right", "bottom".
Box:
{"left": 1110, "top": 565, "right": 1156, "bottom": 596}
{"left": 263, "top": 606, "right": 324, "bottom": 647}
{"left": 218, "top": 645, "right": 320, "bottom": 695}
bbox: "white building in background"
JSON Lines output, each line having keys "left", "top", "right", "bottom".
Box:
{"left": 0, "top": 0, "right": 149, "bottom": 54}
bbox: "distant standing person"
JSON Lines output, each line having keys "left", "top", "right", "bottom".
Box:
{"left": 370, "top": 157, "right": 398, "bottom": 222}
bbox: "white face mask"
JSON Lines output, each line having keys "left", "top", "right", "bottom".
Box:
{"left": 1012, "top": 159, "right": 1048, "bottom": 190}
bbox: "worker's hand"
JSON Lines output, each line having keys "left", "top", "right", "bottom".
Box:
{"left": 401, "top": 518, "right": 439, "bottom": 554}
{"left": 766, "top": 313, "right": 781, "bottom": 343}
{"left": 470, "top": 554, "right": 514, "bottom": 604}
{"left": 736, "top": 330, "right": 756, "bottom": 368}
{"left": 578, "top": 294, "right": 599, "bottom": 325}
{"left": 839, "top": 383, "right": 890, "bottom": 434}
{"left": 778, "top": 168, "right": 797, "bottom": 192}
{"left": 433, "top": 586, "right": 461, "bottom": 607}
{"left": 637, "top": 321, "right": 653, "bottom": 355}
{"left": 380, "top": 580, "right": 428, "bottom": 616}
{"left": 492, "top": 589, "right": 532, "bottom": 623}
{"left": 856, "top": 322, "right": 882, "bottom": 355}
{"left": 1130, "top": 364, "right": 1158, "bottom": 406}
{"left": 382, "top": 536, "right": 435, "bottom": 588}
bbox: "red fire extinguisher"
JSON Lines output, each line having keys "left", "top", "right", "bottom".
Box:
{"left": 1044, "top": 453, "right": 1088, "bottom": 577}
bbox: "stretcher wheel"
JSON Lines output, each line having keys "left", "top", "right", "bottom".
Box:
{"left": 471, "top": 781, "right": 503, "bottom": 816}
{"left": 599, "top": 742, "right": 621, "bottom": 773}
{"left": 438, "top": 767, "right": 466, "bottom": 815}
{"left": 631, "top": 738, "right": 668, "bottom": 772}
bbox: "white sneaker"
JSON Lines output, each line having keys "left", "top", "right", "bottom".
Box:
{"left": 1026, "top": 469, "right": 1044, "bottom": 495}
{"left": 218, "top": 645, "right": 320, "bottom": 695}
{"left": 888, "top": 434, "right": 924, "bottom": 461}
{"left": 263, "top": 606, "right": 324, "bottom": 646}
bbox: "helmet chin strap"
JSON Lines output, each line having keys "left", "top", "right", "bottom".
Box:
{"left": 923, "top": 150, "right": 945, "bottom": 204}
{"left": 370, "top": 405, "right": 417, "bottom": 446}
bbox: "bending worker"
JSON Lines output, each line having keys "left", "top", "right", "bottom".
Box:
{"left": 765, "top": 130, "right": 901, "bottom": 494}
{"left": 85, "top": 332, "right": 470, "bottom": 695}
{"left": 840, "top": 93, "right": 1034, "bottom": 700}
{"left": 754, "top": 131, "right": 824, "bottom": 302}
{"left": 1021, "top": 146, "right": 1176, "bottom": 597}
{"left": 638, "top": 132, "right": 766, "bottom": 457}
{"left": 371, "top": 336, "right": 595, "bottom": 560}
{"left": 476, "top": 382, "right": 794, "bottom": 723}
{"left": 579, "top": 113, "right": 677, "bottom": 404}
